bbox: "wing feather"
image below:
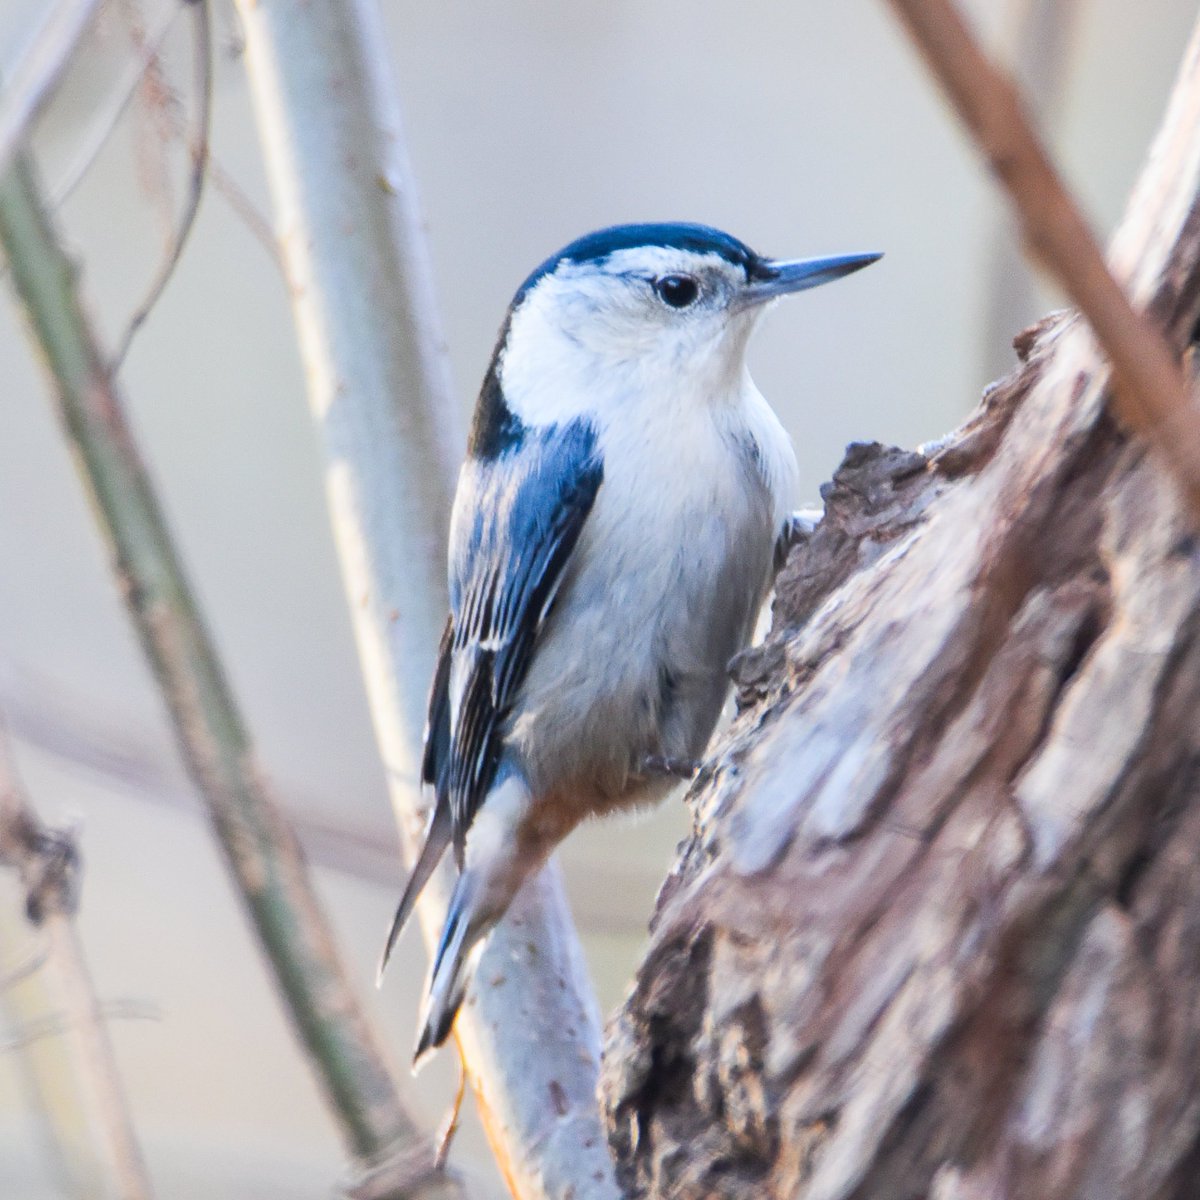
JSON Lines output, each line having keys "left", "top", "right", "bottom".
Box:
{"left": 421, "top": 617, "right": 453, "bottom": 795}
{"left": 422, "top": 419, "right": 603, "bottom": 856}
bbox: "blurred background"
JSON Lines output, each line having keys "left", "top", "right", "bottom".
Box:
{"left": 0, "top": 1, "right": 1195, "bottom": 1195}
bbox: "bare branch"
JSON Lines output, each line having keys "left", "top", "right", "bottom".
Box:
{"left": 885, "top": 0, "right": 1200, "bottom": 514}
{"left": 110, "top": 0, "right": 213, "bottom": 368}
{"left": 48, "top": 2, "right": 280, "bottom": 269}
{"left": 0, "top": 721, "right": 155, "bottom": 1200}
{"left": 49, "top": 4, "right": 183, "bottom": 205}
{"left": 0, "top": 943, "right": 49, "bottom": 990}
{"left": 231, "top": 2, "right": 622, "bottom": 1196}
{"left": 0, "top": 997, "right": 161, "bottom": 1052}
{"left": 0, "top": 151, "right": 465, "bottom": 1199}
{"left": 0, "top": 0, "right": 105, "bottom": 179}
{"left": 202, "top": 154, "right": 281, "bottom": 265}
{"left": 980, "top": 0, "right": 1083, "bottom": 378}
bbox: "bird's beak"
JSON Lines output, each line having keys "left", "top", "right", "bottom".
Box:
{"left": 737, "top": 251, "right": 882, "bottom": 309}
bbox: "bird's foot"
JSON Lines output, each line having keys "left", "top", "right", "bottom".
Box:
{"left": 776, "top": 507, "right": 824, "bottom": 570}
{"left": 783, "top": 506, "right": 824, "bottom": 546}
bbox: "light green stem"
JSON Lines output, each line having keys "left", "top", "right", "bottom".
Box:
{"left": 0, "top": 150, "right": 460, "bottom": 1200}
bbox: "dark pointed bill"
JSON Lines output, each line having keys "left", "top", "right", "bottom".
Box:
{"left": 738, "top": 250, "right": 882, "bottom": 308}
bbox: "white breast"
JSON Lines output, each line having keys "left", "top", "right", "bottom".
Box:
{"left": 508, "top": 377, "right": 797, "bottom": 804}
{"left": 496, "top": 262, "right": 799, "bottom": 801}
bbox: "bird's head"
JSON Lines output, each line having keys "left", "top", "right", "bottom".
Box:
{"left": 492, "top": 223, "right": 880, "bottom": 429}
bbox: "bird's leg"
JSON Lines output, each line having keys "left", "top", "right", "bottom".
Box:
{"left": 639, "top": 754, "right": 700, "bottom": 780}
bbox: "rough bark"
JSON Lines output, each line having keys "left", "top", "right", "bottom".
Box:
{"left": 601, "top": 30, "right": 1200, "bottom": 1200}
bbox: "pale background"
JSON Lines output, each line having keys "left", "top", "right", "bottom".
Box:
{"left": 0, "top": 1, "right": 1194, "bottom": 1196}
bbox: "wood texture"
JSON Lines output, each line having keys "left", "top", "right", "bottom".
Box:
{"left": 602, "top": 25, "right": 1200, "bottom": 1200}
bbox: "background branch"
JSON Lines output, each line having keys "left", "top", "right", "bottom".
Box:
{"left": 232, "top": 2, "right": 621, "bottom": 1196}
{"left": 110, "top": 0, "right": 213, "bottom": 369}
{"left": 47, "top": 1, "right": 181, "bottom": 207}
{"left": 885, "top": 0, "right": 1200, "bottom": 512}
{"left": 0, "top": 718, "right": 155, "bottom": 1200}
{"left": 46, "top": 0, "right": 281, "bottom": 269}
{"left": 980, "top": 0, "right": 1083, "bottom": 379}
{"left": 0, "top": 0, "right": 103, "bottom": 180}
{"left": 0, "top": 670, "right": 651, "bottom": 936}
{"left": 0, "top": 149, "right": 462, "bottom": 1200}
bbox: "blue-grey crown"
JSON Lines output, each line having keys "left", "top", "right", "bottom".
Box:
{"left": 513, "top": 221, "right": 767, "bottom": 305}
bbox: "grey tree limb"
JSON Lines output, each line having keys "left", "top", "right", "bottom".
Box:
{"left": 231, "top": 2, "right": 621, "bottom": 1197}
{"left": 603, "top": 14, "right": 1200, "bottom": 1200}
{"left": 0, "top": 150, "right": 461, "bottom": 1200}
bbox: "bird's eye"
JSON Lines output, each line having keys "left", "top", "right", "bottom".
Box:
{"left": 653, "top": 274, "right": 700, "bottom": 309}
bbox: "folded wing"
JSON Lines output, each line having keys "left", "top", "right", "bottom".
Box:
{"left": 430, "top": 418, "right": 603, "bottom": 858}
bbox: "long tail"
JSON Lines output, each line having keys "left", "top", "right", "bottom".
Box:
{"left": 414, "top": 870, "right": 484, "bottom": 1066}
{"left": 376, "top": 800, "right": 452, "bottom": 985}
{"left": 406, "top": 771, "right": 537, "bottom": 1065}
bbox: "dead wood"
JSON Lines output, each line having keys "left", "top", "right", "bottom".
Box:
{"left": 601, "top": 27, "right": 1200, "bottom": 1200}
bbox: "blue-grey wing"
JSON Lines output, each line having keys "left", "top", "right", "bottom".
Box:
{"left": 421, "top": 616, "right": 453, "bottom": 799}
{"left": 423, "top": 419, "right": 603, "bottom": 856}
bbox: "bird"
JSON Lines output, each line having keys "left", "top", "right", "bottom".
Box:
{"left": 377, "top": 221, "right": 880, "bottom": 1062}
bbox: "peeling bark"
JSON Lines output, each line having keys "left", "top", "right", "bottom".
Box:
{"left": 601, "top": 29, "right": 1200, "bottom": 1200}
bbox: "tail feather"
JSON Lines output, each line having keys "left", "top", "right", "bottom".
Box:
{"left": 413, "top": 872, "right": 480, "bottom": 1067}
{"left": 376, "top": 800, "right": 452, "bottom": 986}
{"left": 407, "top": 770, "right": 536, "bottom": 1065}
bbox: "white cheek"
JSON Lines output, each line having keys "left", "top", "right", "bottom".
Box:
{"left": 499, "top": 268, "right": 760, "bottom": 430}
{"left": 501, "top": 286, "right": 671, "bottom": 426}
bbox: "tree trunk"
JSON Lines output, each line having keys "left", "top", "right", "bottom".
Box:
{"left": 601, "top": 27, "right": 1200, "bottom": 1200}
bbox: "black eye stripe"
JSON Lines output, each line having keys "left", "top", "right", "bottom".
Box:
{"left": 654, "top": 275, "right": 700, "bottom": 309}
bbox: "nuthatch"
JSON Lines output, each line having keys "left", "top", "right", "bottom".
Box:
{"left": 378, "top": 223, "right": 879, "bottom": 1061}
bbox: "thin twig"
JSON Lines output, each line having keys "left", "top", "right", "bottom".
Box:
{"left": 203, "top": 156, "right": 281, "bottom": 264}
{"left": 47, "top": 2, "right": 279, "bottom": 268}
{"left": 0, "top": 943, "right": 49, "bottom": 990}
{"left": 110, "top": 0, "right": 213, "bottom": 368}
{"left": 50, "top": 5, "right": 183, "bottom": 206}
{"left": 122, "top": 0, "right": 179, "bottom": 238}
{"left": 0, "top": 996, "right": 161, "bottom": 1052}
{"left": 1, "top": 5, "right": 275, "bottom": 277}
{"left": 233, "top": 3, "right": 621, "bottom": 1195}
{"left": 0, "top": 151, "right": 463, "bottom": 1199}
{"left": 0, "top": 0, "right": 105, "bottom": 179}
{"left": 885, "top": 0, "right": 1200, "bottom": 514}
{"left": 981, "top": 0, "right": 1083, "bottom": 378}
{"left": 0, "top": 720, "right": 155, "bottom": 1200}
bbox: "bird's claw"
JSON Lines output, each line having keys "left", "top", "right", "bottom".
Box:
{"left": 784, "top": 507, "right": 823, "bottom": 544}
{"left": 775, "top": 507, "right": 823, "bottom": 571}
